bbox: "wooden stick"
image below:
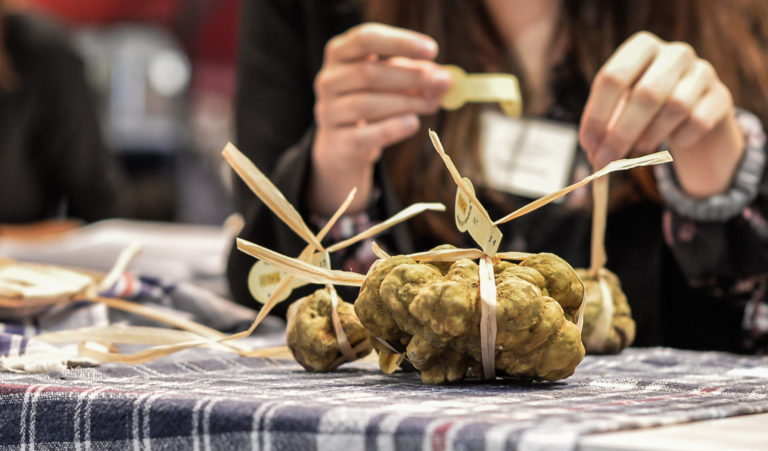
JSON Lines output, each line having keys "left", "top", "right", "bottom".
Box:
{"left": 478, "top": 255, "right": 497, "bottom": 379}
{"left": 236, "top": 238, "right": 365, "bottom": 287}
{"left": 222, "top": 142, "right": 322, "bottom": 250}
{"left": 37, "top": 326, "right": 208, "bottom": 346}
{"left": 242, "top": 188, "right": 356, "bottom": 323}
{"left": 326, "top": 202, "right": 445, "bottom": 253}
{"left": 590, "top": 177, "right": 609, "bottom": 278}
{"left": 98, "top": 242, "right": 142, "bottom": 292}
{"left": 429, "top": 130, "right": 494, "bottom": 224}
{"left": 0, "top": 264, "right": 94, "bottom": 300}
{"left": 494, "top": 151, "right": 672, "bottom": 225}
{"left": 408, "top": 248, "right": 485, "bottom": 262}
{"left": 328, "top": 285, "right": 356, "bottom": 362}
{"left": 371, "top": 242, "right": 391, "bottom": 259}
{"left": 319, "top": 188, "right": 356, "bottom": 244}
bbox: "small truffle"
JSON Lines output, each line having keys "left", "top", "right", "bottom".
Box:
{"left": 286, "top": 288, "right": 372, "bottom": 371}
{"left": 575, "top": 268, "right": 636, "bottom": 354}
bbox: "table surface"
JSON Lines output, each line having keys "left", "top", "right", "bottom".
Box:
{"left": 2, "top": 221, "right": 768, "bottom": 450}
{"left": 576, "top": 348, "right": 768, "bottom": 451}
{"left": 0, "top": 347, "right": 766, "bottom": 450}
{"left": 580, "top": 412, "right": 768, "bottom": 450}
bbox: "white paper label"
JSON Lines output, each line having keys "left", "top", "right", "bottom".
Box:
{"left": 481, "top": 111, "right": 578, "bottom": 200}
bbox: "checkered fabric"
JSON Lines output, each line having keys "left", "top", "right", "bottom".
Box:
{"left": 1, "top": 347, "right": 766, "bottom": 450}
{"left": 0, "top": 272, "right": 262, "bottom": 372}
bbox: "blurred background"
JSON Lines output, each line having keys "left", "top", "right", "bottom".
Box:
{"left": 10, "top": 0, "right": 238, "bottom": 225}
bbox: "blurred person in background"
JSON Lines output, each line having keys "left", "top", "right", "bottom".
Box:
{"left": 0, "top": 0, "right": 127, "bottom": 235}
{"left": 13, "top": 0, "right": 239, "bottom": 225}
{"left": 229, "top": 0, "right": 768, "bottom": 354}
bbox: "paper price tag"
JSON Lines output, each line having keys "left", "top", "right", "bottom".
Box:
{"left": 247, "top": 251, "right": 331, "bottom": 304}
{"left": 455, "top": 177, "right": 502, "bottom": 256}
{"left": 442, "top": 65, "right": 522, "bottom": 117}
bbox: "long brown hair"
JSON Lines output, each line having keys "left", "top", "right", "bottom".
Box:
{"left": 367, "top": 0, "right": 768, "bottom": 244}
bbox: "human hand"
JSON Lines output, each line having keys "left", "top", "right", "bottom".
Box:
{"left": 310, "top": 23, "right": 452, "bottom": 215}
{"left": 580, "top": 32, "right": 744, "bottom": 197}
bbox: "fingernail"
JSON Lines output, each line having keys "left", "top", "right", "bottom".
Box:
{"left": 402, "top": 114, "right": 419, "bottom": 130}
{"left": 419, "top": 39, "right": 438, "bottom": 56}
{"left": 432, "top": 69, "right": 452, "bottom": 88}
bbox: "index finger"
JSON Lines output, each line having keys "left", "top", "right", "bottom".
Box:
{"left": 326, "top": 23, "right": 438, "bottom": 63}
{"left": 580, "top": 32, "right": 660, "bottom": 151}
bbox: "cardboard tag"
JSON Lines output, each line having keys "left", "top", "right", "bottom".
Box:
{"left": 247, "top": 251, "right": 331, "bottom": 304}
{"left": 442, "top": 65, "right": 522, "bottom": 117}
{"left": 481, "top": 111, "right": 578, "bottom": 200}
{"left": 455, "top": 177, "right": 502, "bottom": 256}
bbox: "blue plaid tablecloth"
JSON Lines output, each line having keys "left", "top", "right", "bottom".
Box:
{"left": 1, "top": 347, "right": 767, "bottom": 450}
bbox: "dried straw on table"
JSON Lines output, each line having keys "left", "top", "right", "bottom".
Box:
{"left": 222, "top": 142, "right": 445, "bottom": 368}
{"left": 222, "top": 142, "right": 322, "bottom": 250}
{"left": 0, "top": 142, "right": 370, "bottom": 367}
{"left": 0, "top": 257, "right": 266, "bottom": 364}
{"left": 1, "top": 137, "right": 668, "bottom": 370}
{"left": 68, "top": 144, "right": 363, "bottom": 365}
{"left": 70, "top": 144, "right": 368, "bottom": 364}
{"left": 223, "top": 142, "right": 444, "bottom": 331}
{"left": 215, "top": 131, "right": 672, "bottom": 383}
{"left": 403, "top": 131, "right": 672, "bottom": 380}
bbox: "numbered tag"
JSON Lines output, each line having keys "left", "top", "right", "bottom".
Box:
{"left": 454, "top": 177, "right": 502, "bottom": 256}
{"left": 247, "top": 251, "right": 331, "bottom": 304}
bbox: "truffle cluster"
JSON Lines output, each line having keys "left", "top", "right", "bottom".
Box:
{"left": 354, "top": 251, "right": 586, "bottom": 384}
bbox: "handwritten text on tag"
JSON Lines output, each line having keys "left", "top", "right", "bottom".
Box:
{"left": 454, "top": 177, "right": 502, "bottom": 256}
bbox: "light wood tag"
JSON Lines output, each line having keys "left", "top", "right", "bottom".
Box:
{"left": 441, "top": 65, "right": 522, "bottom": 117}
{"left": 455, "top": 177, "right": 502, "bottom": 256}
{"left": 247, "top": 251, "right": 331, "bottom": 304}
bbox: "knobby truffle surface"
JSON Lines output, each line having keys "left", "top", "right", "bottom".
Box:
{"left": 286, "top": 288, "right": 372, "bottom": 371}
{"left": 355, "top": 250, "right": 586, "bottom": 384}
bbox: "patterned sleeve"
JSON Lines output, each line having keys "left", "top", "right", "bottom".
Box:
{"left": 655, "top": 109, "right": 768, "bottom": 351}
{"left": 311, "top": 198, "right": 384, "bottom": 276}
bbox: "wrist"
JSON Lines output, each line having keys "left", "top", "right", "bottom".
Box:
{"left": 670, "top": 113, "right": 745, "bottom": 198}
{"left": 656, "top": 109, "right": 766, "bottom": 222}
